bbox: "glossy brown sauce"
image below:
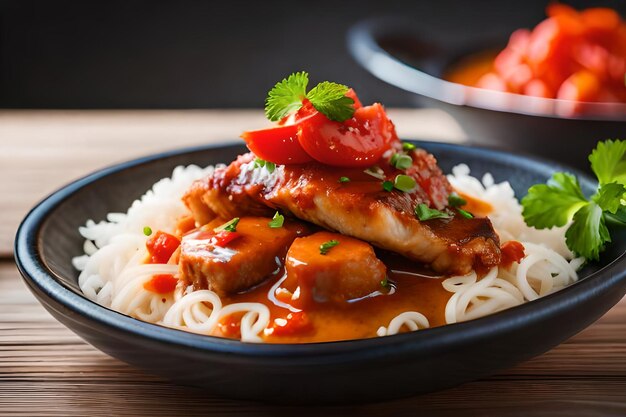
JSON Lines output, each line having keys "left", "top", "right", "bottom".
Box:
{"left": 213, "top": 251, "right": 452, "bottom": 343}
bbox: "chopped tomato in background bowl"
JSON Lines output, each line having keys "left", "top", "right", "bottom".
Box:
{"left": 348, "top": 3, "right": 626, "bottom": 171}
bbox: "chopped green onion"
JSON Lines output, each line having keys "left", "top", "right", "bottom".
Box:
{"left": 339, "top": 176, "right": 351, "bottom": 183}
{"left": 394, "top": 175, "right": 417, "bottom": 192}
{"left": 448, "top": 193, "right": 467, "bottom": 207}
{"left": 415, "top": 203, "right": 451, "bottom": 221}
{"left": 143, "top": 226, "right": 152, "bottom": 236}
{"left": 364, "top": 166, "right": 385, "bottom": 180}
{"left": 214, "top": 217, "right": 240, "bottom": 233}
{"left": 390, "top": 153, "right": 413, "bottom": 170}
{"left": 319, "top": 239, "right": 340, "bottom": 255}
{"left": 268, "top": 212, "right": 285, "bottom": 228}
{"left": 254, "top": 158, "right": 276, "bottom": 173}
{"left": 380, "top": 277, "right": 390, "bottom": 288}
{"left": 402, "top": 142, "right": 417, "bottom": 151}
{"left": 382, "top": 181, "right": 394, "bottom": 192}
{"left": 457, "top": 208, "right": 474, "bottom": 219}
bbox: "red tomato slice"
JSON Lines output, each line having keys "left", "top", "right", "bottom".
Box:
{"left": 297, "top": 103, "right": 398, "bottom": 167}
{"left": 241, "top": 123, "right": 313, "bottom": 164}
{"left": 211, "top": 230, "right": 241, "bottom": 247}
{"left": 146, "top": 231, "right": 180, "bottom": 264}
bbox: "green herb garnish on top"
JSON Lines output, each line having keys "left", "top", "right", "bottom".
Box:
{"left": 521, "top": 139, "right": 626, "bottom": 261}
{"left": 319, "top": 239, "right": 340, "bottom": 255}
{"left": 214, "top": 217, "right": 240, "bottom": 233}
{"left": 268, "top": 212, "right": 285, "bottom": 228}
{"left": 265, "top": 71, "right": 355, "bottom": 122}
{"left": 415, "top": 203, "right": 451, "bottom": 221}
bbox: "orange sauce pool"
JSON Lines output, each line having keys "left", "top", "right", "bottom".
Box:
{"left": 444, "top": 50, "right": 498, "bottom": 87}
{"left": 213, "top": 252, "right": 452, "bottom": 343}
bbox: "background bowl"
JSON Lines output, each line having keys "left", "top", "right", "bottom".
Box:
{"left": 15, "top": 142, "right": 626, "bottom": 404}
{"left": 347, "top": 18, "right": 626, "bottom": 171}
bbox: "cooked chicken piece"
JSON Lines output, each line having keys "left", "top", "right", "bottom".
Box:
{"left": 179, "top": 217, "right": 309, "bottom": 295}
{"left": 183, "top": 150, "right": 500, "bottom": 275}
{"left": 282, "top": 231, "right": 387, "bottom": 306}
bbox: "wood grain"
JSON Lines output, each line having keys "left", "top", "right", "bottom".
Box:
{"left": 0, "top": 109, "right": 465, "bottom": 258}
{"left": 3, "top": 261, "right": 626, "bottom": 416}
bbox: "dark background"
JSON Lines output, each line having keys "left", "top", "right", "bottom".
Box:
{"left": 1, "top": 0, "right": 624, "bottom": 108}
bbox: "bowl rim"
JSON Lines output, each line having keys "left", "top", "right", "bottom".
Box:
{"left": 346, "top": 17, "right": 626, "bottom": 122}
{"left": 14, "top": 141, "right": 626, "bottom": 361}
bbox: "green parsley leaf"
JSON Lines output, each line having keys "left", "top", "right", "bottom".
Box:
{"left": 306, "top": 81, "right": 355, "bottom": 122}
{"left": 382, "top": 181, "right": 394, "bottom": 192}
{"left": 319, "top": 239, "right": 340, "bottom": 255}
{"left": 402, "top": 142, "right": 416, "bottom": 151}
{"left": 265, "top": 72, "right": 309, "bottom": 121}
{"left": 268, "top": 212, "right": 285, "bottom": 228}
{"left": 214, "top": 217, "right": 240, "bottom": 233}
{"left": 390, "top": 153, "right": 412, "bottom": 170}
{"left": 521, "top": 172, "right": 588, "bottom": 229}
{"left": 415, "top": 203, "right": 451, "bottom": 221}
{"left": 593, "top": 182, "right": 626, "bottom": 214}
{"left": 394, "top": 174, "right": 417, "bottom": 192}
{"left": 589, "top": 139, "right": 626, "bottom": 186}
{"left": 339, "top": 176, "right": 351, "bottom": 183}
{"left": 448, "top": 193, "right": 467, "bottom": 207}
{"left": 565, "top": 202, "right": 610, "bottom": 261}
{"left": 457, "top": 208, "right": 474, "bottom": 219}
{"left": 143, "top": 226, "right": 152, "bottom": 236}
{"left": 521, "top": 140, "right": 626, "bottom": 262}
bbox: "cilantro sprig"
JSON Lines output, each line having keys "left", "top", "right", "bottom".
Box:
{"left": 521, "top": 139, "right": 626, "bottom": 261}
{"left": 265, "top": 72, "right": 355, "bottom": 122}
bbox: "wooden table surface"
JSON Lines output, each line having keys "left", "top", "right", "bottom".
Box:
{"left": 1, "top": 109, "right": 625, "bottom": 416}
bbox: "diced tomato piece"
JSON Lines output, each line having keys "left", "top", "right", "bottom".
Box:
{"left": 241, "top": 123, "right": 314, "bottom": 164}
{"left": 546, "top": 3, "right": 578, "bottom": 19}
{"left": 269, "top": 312, "right": 313, "bottom": 337}
{"left": 211, "top": 230, "right": 240, "bottom": 247}
{"left": 507, "top": 29, "right": 531, "bottom": 54}
{"left": 500, "top": 241, "right": 526, "bottom": 268}
{"left": 146, "top": 231, "right": 181, "bottom": 264}
{"left": 297, "top": 103, "right": 398, "bottom": 167}
{"left": 345, "top": 88, "right": 363, "bottom": 108}
{"left": 524, "top": 79, "right": 553, "bottom": 98}
{"left": 581, "top": 8, "right": 621, "bottom": 37}
{"left": 557, "top": 70, "right": 600, "bottom": 102}
{"left": 476, "top": 72, "right": 508, "bottom": 91}
{"left": 143, "top": 274, "right": 178, "bottom": 294}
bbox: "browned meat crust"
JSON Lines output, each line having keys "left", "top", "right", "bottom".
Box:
{"left": 183, "top": 150, "right": 500, "bottom": 275}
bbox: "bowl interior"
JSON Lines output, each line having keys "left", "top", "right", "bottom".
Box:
{"left": 37, "top": 142, "right": 624, "bottom": 309}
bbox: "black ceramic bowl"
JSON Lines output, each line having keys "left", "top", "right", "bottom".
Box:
{"left": 347, "top": 18, "right": 626, "bottom": 171}
{"left": 14, "top": 142, "right": 626, "bottom": 404}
